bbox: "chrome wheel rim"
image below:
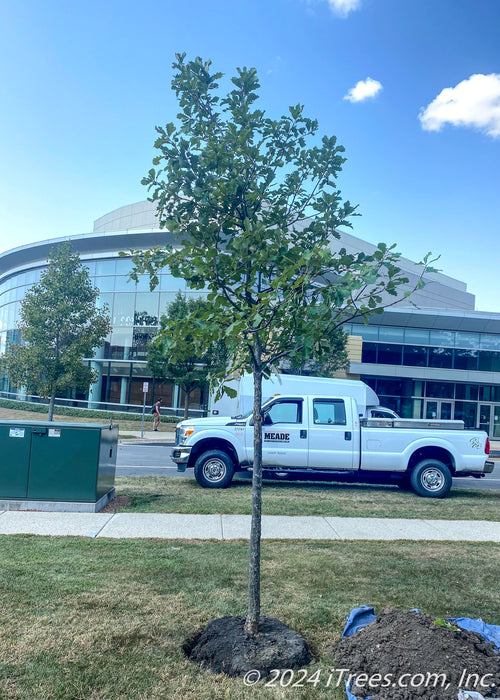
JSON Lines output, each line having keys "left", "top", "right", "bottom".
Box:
{"left": 202, "top": 458, "right": 227, "bottom": 483}
{"left": 421, "top": 467, "right": 445, "bottom": 491}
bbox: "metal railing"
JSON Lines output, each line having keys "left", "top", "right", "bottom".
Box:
{"left": 0, "top": 391, "right": 207, "bottom": 419}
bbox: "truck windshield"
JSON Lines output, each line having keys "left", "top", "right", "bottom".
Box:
{"left": 232, "top": 410, "right": 253, "bottom": 420}
{"left": 232, "top": 399, "right": 274, "bottom": 420}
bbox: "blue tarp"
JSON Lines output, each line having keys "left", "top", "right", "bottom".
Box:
{"left": 341, "top": 606, "right": 500, "bottom": 700}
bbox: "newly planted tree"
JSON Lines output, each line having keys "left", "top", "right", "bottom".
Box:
{"left": 133, "top": 54, "right": 435, "bottom": 641}
{"left": 4, "top": 243, "right": 111, "bottom": 420}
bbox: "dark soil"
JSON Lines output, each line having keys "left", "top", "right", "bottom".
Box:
{"left": 184, "top": 615, "right": 311, "bottom": 677}
{"left": 336, "top": 608, "right": 500, "bottom": 699}
{"left": 100, "top": 496, "right": 132, "bottom": 513}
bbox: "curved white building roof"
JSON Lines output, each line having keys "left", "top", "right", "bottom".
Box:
{"left": 93, "top": 200, "right": 161, "bottom": 233}
{"left": 0, "top": 200, "right": 482, "bottom": 317}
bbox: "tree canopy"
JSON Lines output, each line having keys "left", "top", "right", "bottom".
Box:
{"left": 136, "top": 54, "right": 433, "bottom": 386}
{"left": 4, "top": 243, "right": 111, "bottom": 420}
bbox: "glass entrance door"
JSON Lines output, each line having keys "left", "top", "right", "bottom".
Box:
{"left": 479, "top": 405, "right": 491, "bottom": 435}
{"left": 425, "top": 401, "right": 438, "bottom": 419}
{"left": 440, "top": 402, "right": 452, "bottom": 420}
{"left": 425, "top": 401, "right": 452, "bottom": 420}
{"left": 493, "top": 405, "right": 500, "bottom": 439}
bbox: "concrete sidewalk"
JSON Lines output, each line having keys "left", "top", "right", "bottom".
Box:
{"left": 119, "top": 430, "right": 175, "bottom": 444}
{"left": 0, "top": 511, "right": 498, "bottom": 541}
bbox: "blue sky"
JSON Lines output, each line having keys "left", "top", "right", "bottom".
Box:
{"left": 0, "top": 0, "right": 499, "bottom": 310}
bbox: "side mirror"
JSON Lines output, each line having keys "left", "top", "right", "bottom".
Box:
{"left": 262, "top": 413, "right": 273, "bottom": 426}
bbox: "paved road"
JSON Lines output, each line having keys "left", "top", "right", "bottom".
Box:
{"left": 117, "top": 443, "right": 183, "bottom": 478}
{"left": 117, "top": 444, "right": 500, "bottom": 490}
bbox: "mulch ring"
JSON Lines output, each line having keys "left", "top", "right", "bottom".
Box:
{"left": 100, "top": 496, "right": 132, "bottom": 513}
{"left": 184, "top": 615, "right": 312, "bottom": 678}
{"left": 335, "top": 608, "right": 499, "bottom": 700}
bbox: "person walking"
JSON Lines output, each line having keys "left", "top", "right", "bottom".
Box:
{"left": 153, "top": 397, "right": 162, "bottom": 431}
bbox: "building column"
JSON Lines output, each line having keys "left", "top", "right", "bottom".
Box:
{"left": 173, "top": 384, "right": 181, "bottom": 411}
{"left": 120, "top": 377, "right": 128, "bottom": 406}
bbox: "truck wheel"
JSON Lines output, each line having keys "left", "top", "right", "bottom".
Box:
{"left": 410, "top": 459, "right": 452, "bottom": 498}
{"left": 194, "top": 450, "right": 235, "bottom": 489}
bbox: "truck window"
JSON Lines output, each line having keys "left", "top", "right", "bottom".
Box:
{"left": 370, "top": 409, "right": 396, "bottom": 419}
{"left": 265, "top": 400, "right": 302, "bottom": 424}
{"left": 313, "top": 399, "right": 346, "bottom": 426}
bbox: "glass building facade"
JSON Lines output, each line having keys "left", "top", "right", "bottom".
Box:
{"left": 0, "top": 253, "right": 207, "bottom": 414}
{"left": 346, "top": 317, "right": 500, "bottom": 437}
{"left": 2, "top": 201, "right": 500, "bottom": 433}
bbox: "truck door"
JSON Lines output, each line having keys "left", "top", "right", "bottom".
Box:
{"left": 308, "top": 398, "right": 355, "bottom": 469}
{"left": 260, "top": 398, "right": 309, "bottom": 468}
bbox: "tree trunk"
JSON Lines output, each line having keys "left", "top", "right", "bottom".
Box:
{"left": 48, "top": 395, "right": 56, "bottom": 422}
{"left": 245, "top": 338, "right": 263, "bottom": 636}
{"left": 183, "top": 389, "right": 191, "bottom": 421}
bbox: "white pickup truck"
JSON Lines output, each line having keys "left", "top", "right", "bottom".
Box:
{"left": 172, "top": 394, "right": 494, "bottom": 498}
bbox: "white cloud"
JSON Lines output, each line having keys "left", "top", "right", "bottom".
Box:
{"left": 419, "top": 73, "right": 500, "bottom": 138}
{"left": 327, "top": 0, "right": 362, "bottom": 16}
{"left": 344, "top": 77, "right": 382, "bottom": 103}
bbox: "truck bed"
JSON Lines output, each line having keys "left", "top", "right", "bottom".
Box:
{"left": 362, "top": 418, "right": 465, "bottom": 430}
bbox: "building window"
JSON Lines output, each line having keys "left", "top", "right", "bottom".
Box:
{"left": 426, "top": 382, "right": 454, "bottom": 399}
{"left": 429, "top": 330, "right": 455, "bottom": 347}
{"left": 429, "top": 347, "right": 453, "bottom": 369}
{"left": 454, "top": 401, "right": 477, "bottom": 429}
{"left": 403, "top": 345, "right": 428, "bottom": 367}
{"left": 379, "top": 327, "right": 404, "bottom": 343}
{"left": 404, "top": 328, "right": 430, "bottom": 345}
{"left": 480, "top": 334, "right": 500, "bottom": 351}
{"left": 179, "top": 386, "right": 205, "bottom": 412}
{"left": 95, "top": 260, "right": 117, "bottom": 276}
{"left": 478, "top": 351, "right": 500, "bottom": 372}
{"left": 135, "top": 292, "right": 160, "bottom": 326}
{"left": 455, "top": 384, "right": 478, "bottom": 401}
{"left": 374, "top": 378, "right": 407, "bottom": 396}
{"left": 112, "top": 293, "right": 135, "bottom": 326}
{"left": 455, "top": 332, "right": 480, "bottom": 349}
{"left": 94, "top": 276, "right": 115, "bottom": 292}
{"left": 454, "top": 349, "right": 478, "bottom": 371}
{"left": 377, "top": 344, "right": 403, "bottom": 365}
{"left": 361, "top": 342, "right": 377, "bottom": 363}
{"left": 153, "top": 380, "right": 174, "bottom": 406}
{"left": 479, "top": 385, "right": 493, "bottom": 402}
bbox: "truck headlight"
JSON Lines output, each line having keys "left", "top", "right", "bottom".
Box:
{"left": 177, "top": 425, "right": 195, "bottom": 445}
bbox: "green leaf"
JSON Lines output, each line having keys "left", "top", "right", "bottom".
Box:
{"left": 223, "top": 385, "right": 238, "bottom": 399}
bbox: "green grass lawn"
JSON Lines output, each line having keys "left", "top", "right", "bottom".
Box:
{"left": 113, "top": 476, "right": 500, "bottom": 521}
{"left": 0, "top": 537, "right": 498, "bottom": 699}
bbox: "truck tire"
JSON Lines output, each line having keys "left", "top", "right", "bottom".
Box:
{"left": 410, "top": 459, "right": 452, "bottom": 498}
{"left": 194, "top": 450, "right": 235, "bottom": 489}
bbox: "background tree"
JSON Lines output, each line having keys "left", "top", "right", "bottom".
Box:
{"left": 4, "top": 243, "right": 111, "bottom": 420}
{"left": 147, "top": 292, "right": 227, "bottom": 419}
{"left": 285, "top": 326, "right": 349, "bottom": 376}
{"left": 134, "top": 54, "right": 435, "bottom": 638}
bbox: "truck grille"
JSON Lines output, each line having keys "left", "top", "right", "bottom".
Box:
{"left": 175, "top": 427, "right": 180, "bottom": 446}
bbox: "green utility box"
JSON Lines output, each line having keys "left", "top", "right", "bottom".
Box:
{"left": 0, "top": 421, "right": 118, "bottom": 511}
